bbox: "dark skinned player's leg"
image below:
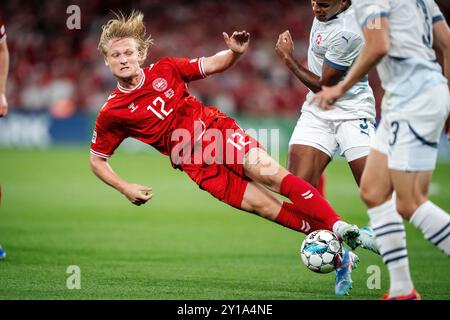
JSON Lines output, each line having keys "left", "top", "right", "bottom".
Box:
{"left": 348, "top": 156, "right": 367, "bottom": 187}
{"left": 287, "top": 144, "right": 330, "bottom": 196}
{"left": 317, "top": 175, "right": 326, "bottom": 197}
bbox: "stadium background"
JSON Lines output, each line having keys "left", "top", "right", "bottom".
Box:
{"left": 0, "top": 0, "right": 449, "bottom": 300}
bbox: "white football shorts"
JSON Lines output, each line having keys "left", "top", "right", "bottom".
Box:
{"left": 372, "top": 84, "right": 450, "bottom": 171}
{"left": 289, "top": 110, "right": 375, "bottom": 162}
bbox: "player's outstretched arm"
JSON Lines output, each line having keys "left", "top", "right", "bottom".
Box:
{"left": 202, "top": 31, "right": 250, "bottom": 76}
{"left": 313, "top": 17, "right": 390, "bottom": 109}
{"left": 90, "top": 154, "right": 152, "bottom": 206}
{"left": 0, "top": 40, "right": 9, "bottom": 117}
{"left": 275, "top": 30, "right": 344, "bottom": 93}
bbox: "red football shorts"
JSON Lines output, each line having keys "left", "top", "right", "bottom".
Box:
{"left": 180, "top": 116, "right": 262, "bottom": 209}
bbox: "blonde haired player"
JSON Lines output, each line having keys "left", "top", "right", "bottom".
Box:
{"left": 90, "top": 11, "right": 378, "bottom": 295}
{"left": 314, "top": 0, "right": 450, "bottom": 300}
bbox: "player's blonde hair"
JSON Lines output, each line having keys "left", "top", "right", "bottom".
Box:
{"left": 98, "top": 10, "right": 153, "bottom": 65}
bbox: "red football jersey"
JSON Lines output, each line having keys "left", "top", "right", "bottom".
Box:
{"left": 91, "top": 57, "right": 227, "bottom": 164}
{"left": 0, "top": 18, "right": 6, "bottom": 42}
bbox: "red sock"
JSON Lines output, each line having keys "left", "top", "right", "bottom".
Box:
{"left": 280, "top": 173, "right": 340, "bottom": 230}
{"left": 275, "top": 202, "right": 329, "bottom": 234}
{"left": 317, "top": 174, "right": 326, "bottom": 197}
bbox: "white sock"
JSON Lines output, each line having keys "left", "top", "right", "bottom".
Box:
{"left": 410, "top": 201, "right": 450, "bottom": 256}
{"left": 368, "top": 198, "right": 414, "bottom": 297}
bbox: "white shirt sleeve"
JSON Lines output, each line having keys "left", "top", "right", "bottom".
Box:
{"left": 353, "top": 0, "right": 391, "bottom": 28}
{"left": 430, "top": 0, "right": 445, "bottom": 24}
{"left": 324, "top": 31, "right": 363, "bottom": 71}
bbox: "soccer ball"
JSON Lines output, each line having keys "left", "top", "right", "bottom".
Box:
{"left": 300, "top": 230, "right": 343, "bottom": 274}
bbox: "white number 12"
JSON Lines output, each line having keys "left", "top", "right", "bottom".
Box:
{"left": 147, "top": 97, "right": 173, "bottom": 120}
{"left": 227, "top": 132, "right": 251, "bottom": 151}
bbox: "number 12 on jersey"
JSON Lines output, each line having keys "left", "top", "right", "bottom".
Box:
{"left": 148, "top": 97, "right": 173, "bottom": 120}
{"left": 227, "top": 132, "right": 251, "bottom": 151}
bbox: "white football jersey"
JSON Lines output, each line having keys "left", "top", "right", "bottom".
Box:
{"left": 303, "top": 6, "right": 376, "bottom": 121}
{"left": 353, "top": 0, "right": 448, "bottom": 110}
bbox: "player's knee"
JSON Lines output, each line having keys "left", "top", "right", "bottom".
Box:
{"left": 360, "top": 184, "right": 389, "bottom": 208}
{"left": 260, "top": 169, "right": 287, "bottom": 193}
{"left": 288, "top": 161, "right": 317, "bottom": 187}
{"left": 396, "top": 197, "right": 426, "bottom": 220}
{"left": 250, "top": 200, "right": 279, "bottom": 221}
{"left": 287, "top": 160, "right": 302, "bottom": 179}
{"left": 359, "top": 183, "right": 374, "bottom": 206}
{"left": 396, "top": 202, "right": 416, "bottom": 219}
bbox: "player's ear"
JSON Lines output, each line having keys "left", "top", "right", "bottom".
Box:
{"left": 104, "top": 58, "right": 109, "bottom": 67}
{"left": 138, "top": 51, "right": 144, "bottom": 65}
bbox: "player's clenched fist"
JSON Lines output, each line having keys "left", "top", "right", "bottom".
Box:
{"left": 223, "top": 31, "right": 250, "bottom": 54}
{"left": 122, "top": 183, "right": 153, "bottom": 206}
{"left": 275, "top": 30, "right": 294, "bottom": 61}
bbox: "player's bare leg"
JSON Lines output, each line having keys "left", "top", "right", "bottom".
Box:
{"left": 348, "top": 156, "right": 367, "bottom": 187}
{"left": 389, "top": 170, "right": 431, "bottom": 220}
{"left": 317, "top": 174, "right": 326, "bottom": 197}
{"left": 242, "top": 147, "right": 288, "bottom": 194}
{"left": 287, "top": 144, "right": 330, "bottom": 188}
{"left": 359, "top": 149, "right": 393, "bottom": 208}
{"left": 240, "top": 181, "right": 282, "bottom": 220}
{"left": 358, "top": 149, "right": 394, "bottom": 255}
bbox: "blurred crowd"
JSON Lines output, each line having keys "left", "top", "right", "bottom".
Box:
{"left": 1, "top": 0, "right": 449, "bottom": 117}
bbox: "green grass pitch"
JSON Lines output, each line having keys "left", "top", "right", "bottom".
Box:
{"left": 0, "top": 147, "right": 449, "bottom": 300}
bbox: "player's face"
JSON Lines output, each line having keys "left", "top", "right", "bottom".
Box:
{"left": 105, "top": 38, "right": 142, "bottom": 80}
{"left": 311, "top": 0, "right": 344, "bottom": 22}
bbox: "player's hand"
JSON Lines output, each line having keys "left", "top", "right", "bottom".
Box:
{"left": 311, "top": 84, "right": 345, "bottom": 110}
{"left": 122, "top": 183, "right": 153, "bottom": 206}
{"left": 223, "top": 31, "right": 250, "bottom": 54}
{"left": 445, "top": 113, "right": 450, "bottom": 140}
{"left": 0, "top": 93, "right": 8, "bottom": 117}
{"left": 275, "top": 30, "right": 294, "bottom": 61}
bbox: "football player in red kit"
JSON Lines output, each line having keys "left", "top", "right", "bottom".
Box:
{"left": 90, "top": 11, "right": 378, "bottom": 295}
